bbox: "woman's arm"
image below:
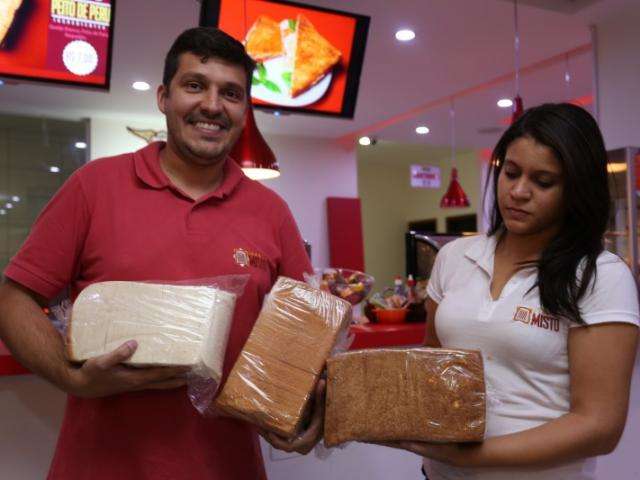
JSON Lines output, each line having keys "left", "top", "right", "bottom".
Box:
{"left": 390, "top": 322, "right": 638, "bottom": 468}
{"left": 423, "top": 297, "right": 441, "bottom": 347}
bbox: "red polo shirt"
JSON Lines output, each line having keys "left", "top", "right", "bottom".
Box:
{"left": 4, "top": 142, "right": 312, "bottom": 480}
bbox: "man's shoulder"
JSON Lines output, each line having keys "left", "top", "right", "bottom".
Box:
{"left": 76, "top": 150, "right": 136, "bottom": 181}
{"left": 238, "top": 176, "right": 290, "bottom": 211}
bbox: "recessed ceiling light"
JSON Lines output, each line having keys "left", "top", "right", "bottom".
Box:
{"left": 359, "top": 136, "right": 372, "bottom": 146}
{"left": 416, "top": 126, "right": 430, "bottom": 135}
{"left": 11, "top": 195, "right": 20, "bottom": 202}
{"left": 5, "top": 203, "right": 13, "bottom": 209}
{"left": 497, "top": 98, "right": 513, "bottom": 108}
{"left": 395, "top": 29, "right": 415, "bottom": 42}
{"left": 49, "top": 166, "right": 61, "bottom": 173}
{"left": 0, "top": 79, "right": 4, "bottom": 86}
{"left": 132, "top": 81, "right": 151, "bottom": 91}
{"left": 75, "top": 141, "right": 87, "bottom": 149}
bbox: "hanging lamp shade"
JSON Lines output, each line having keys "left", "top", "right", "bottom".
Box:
{"left": 440, "top": 101, "right": 470, "bottom": 208}
{"left": 440, "top": 167, "right": 470, "bottom": 208}
{"left": 231, "top": 106, "right": 280, "bottom": 180}
{"left": 511, "top": 95, "right": 524, "bottom": 124}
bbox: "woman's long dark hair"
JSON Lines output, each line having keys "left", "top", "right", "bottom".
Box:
{"left": 486, "top": 103, "right": 610, "bottom": 324}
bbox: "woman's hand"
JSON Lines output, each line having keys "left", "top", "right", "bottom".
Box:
{"left": 259, "top": 379, "right": 326, "bottom": 455}
{"left": 379, "top": 441, "right": 482, "bottom": 467}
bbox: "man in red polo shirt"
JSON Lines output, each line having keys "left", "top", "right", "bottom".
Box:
{"left": 0, "top": 27, "right": 320, "bottom": 479}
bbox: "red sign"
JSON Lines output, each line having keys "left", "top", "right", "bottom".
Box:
{"left": 0, "top": 0, "right": 115, "bottom": 89}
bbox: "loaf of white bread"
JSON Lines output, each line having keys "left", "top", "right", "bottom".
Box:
{"left": 66, "top": 281, "right": 237, "bottom": 383}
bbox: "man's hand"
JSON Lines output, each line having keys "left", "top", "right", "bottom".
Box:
{"left": 66, "top": 340, "right": 190, "bottom": 398}
{"left": 259, "top": 379, "right": 326, "bottom": 455}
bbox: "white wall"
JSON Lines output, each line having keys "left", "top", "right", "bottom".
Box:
{"left": 264, "top": 134, "right": 357, "bottom": 269}
{"left": 596, "top": 10, "right": 640, "bottom": 149}
{"left": 90, "top": 116, "right": 167, "bottom": 160}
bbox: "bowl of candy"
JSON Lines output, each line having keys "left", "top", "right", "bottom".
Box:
{"left": 306, "top": 268, "right": 375, "bottom": 323}
{"left": 375, "top": 307, "right": 409, "bottom": 324}
{"left": 317, "top": 268, "right": 374, "bottom": 306}
{"left": 367, "top": 287, "right": 410, "bottom": 324}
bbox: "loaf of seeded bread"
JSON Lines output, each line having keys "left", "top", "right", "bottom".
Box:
{"left": 66, "top": 281, "right": 237, "bottom": 383}
{"left": 324, "top": 347, "right": 485, "bottom": 447}
{"left": 214, "top": 276, "right": 352, "bottom": 438}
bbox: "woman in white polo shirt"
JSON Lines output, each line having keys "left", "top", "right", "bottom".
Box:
{"left": 396, "top": 103, "right": 639, "bottom": 479}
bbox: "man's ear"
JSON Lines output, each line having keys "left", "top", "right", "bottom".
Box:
{"left": 157, "top": 84, "right": 168, "bottom": 114}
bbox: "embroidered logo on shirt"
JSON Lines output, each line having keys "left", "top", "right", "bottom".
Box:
{"left": 233, "top": 248, "right": 269, "bottom": 270}
{"left": 513, "top": 306, "right": 560, "bottom": 332}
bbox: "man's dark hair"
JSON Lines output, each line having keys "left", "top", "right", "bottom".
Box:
{"left": 163, "top": 27, "right": 256, "bottom": 96}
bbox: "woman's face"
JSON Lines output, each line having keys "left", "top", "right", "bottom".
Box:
{"left": 497, "top": 136, "right": 565, "bottom": 238}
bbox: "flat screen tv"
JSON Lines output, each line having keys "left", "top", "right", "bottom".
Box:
{"left": 0, "top": 0, "right": 116, "bottom": 90}
{"left": 200, "top": 0, "right": 369, "bottom": 118}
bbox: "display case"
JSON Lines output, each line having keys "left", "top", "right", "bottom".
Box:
{"left": 605, "top": 147, "right": 639, "bottom": 279}
{"left": 405, "top": 232, "right": 462, "bottom": 280}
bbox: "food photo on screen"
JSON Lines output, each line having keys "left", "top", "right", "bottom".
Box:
{"left": 245, "top": 13, "right": 342, "bottom": 107}
{"left": 201, "top": 0, "right": 369, "bottom": 118}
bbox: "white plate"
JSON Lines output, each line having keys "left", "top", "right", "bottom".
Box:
{"left": 249, "top": 18, "right": 333, "bottom": 108}
{"left": 250, "top": 55, "right": 332, "bottom": 108}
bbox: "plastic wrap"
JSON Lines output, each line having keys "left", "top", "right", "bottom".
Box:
{"left": 214, "top": 276, "right": 352, "bottom": 439}
{"left": 324, "top": 347, "right": 486, "bottom": 447}
{"left": 57, "top": 276, "right": 248, "bottom": 412}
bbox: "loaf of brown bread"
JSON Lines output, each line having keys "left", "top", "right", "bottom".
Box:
{"left": 215, "top": 276, "right": 352, "bottom": 438}
{"left": 324, "top": 347, "right": 485, "bottom": 447}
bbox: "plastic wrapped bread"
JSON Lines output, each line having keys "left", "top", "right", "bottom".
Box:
{"left": 66, "top": 281, "right": 237, "bottom": 383}
{"left": 324, "top": 347, "right": 485, "bottom": 447}
{"left": 215, "top": 276, "right": 352, "bottom": 438}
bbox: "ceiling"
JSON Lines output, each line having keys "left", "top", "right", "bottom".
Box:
{"left": 0, "top": 0, "right": 637, "bottom": 150}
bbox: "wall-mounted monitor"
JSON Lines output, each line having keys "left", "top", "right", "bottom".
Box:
{"left": 200, "top": 0, "right": 369, "bottom": 118}
{"left": 0, "top": 0, "right": 116, "bottom": 90}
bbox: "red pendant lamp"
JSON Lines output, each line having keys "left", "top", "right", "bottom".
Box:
{"left": 440, "top": 167, "right": 470, "bottom": 208}
{"left": 511, "top": 95, "right": 524, "bottom": 124}
{"left": 230, "top": 0, "right": 280, "bottom": 180}
{"left": 231, "top": 105, "right": 280, "bottom": 180}
{"left": 440, "top": 100, "right": 470, "bottom": 208}
{"left": 510, "top": 0, "right": 524, "bottom": 124}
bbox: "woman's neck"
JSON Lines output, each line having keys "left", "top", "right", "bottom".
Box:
{"left": 496, "top": 228, "right": 558, "bottom": 263}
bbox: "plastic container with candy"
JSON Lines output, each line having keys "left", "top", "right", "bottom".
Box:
{"left": 306, "top": 269, "right": 374, "bottom": 323}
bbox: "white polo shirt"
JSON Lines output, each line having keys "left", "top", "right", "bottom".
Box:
{"left": 423, "top": 234, "right": 639, "bottom": 480}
